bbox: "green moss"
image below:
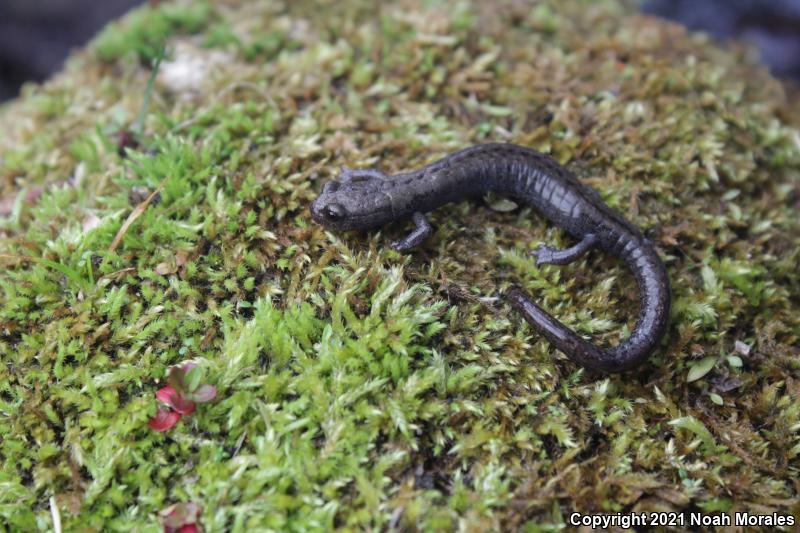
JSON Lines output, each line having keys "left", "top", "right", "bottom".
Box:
{"left": 94, "top": 1, "right": 213, "bottom": 62}
{"left": 1, "top": 0, "right": 799, "bottom": 530}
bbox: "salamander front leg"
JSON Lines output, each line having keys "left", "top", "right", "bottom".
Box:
{"left": 533, "top": 233, "right": 598, "bottom": 265}
{"left": 391, "top": 212, "right": 432, "bottom": 251}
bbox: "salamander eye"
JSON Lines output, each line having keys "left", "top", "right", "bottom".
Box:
{"left": 324, "top": 204, "right": 346, "bottom": 220}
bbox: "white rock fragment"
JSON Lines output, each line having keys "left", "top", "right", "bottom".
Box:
{"left": 158, "top": 41, "right": 232, "bottom": 97}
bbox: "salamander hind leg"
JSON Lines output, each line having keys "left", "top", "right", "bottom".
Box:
{"left": 391, "top": 212, "right": 433, "bottom": 251}
{"left": 533, "top": 233, "right": 598, "bottom": 266}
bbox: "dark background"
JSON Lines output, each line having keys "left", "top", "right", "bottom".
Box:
{"left": 645, "top": 0, "right": 800, "bottom": 80}
{"left": 1, "top": 0, "right": 799, "bottom": 103}
{"left": 0, "top": 0, "right": 143, "bottom": 101}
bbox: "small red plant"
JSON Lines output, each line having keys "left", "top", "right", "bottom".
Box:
{"left": 114, "top": 128, "right": 140, "bottom": 156}
{"left": 148, "top": 363, "right": 217, "bottom": 432}
{"left": 149, "top": 408, "right": 181, "bottom": 432}
{"left": 160, "top": 502, "right": 202, "bottom": 533}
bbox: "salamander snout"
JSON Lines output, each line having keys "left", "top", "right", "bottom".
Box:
{"left": 311, "top": 195, "right": 347, "bottom": 225}
{"left": 311, "top": 171, "right": 394, "bottom": 230}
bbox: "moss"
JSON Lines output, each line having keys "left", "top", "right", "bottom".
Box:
{"left": 94, "top": 1, "right": 213, "bottom": 62}
{"left": 1, "top": 0, "right": 799, "bottom": 530}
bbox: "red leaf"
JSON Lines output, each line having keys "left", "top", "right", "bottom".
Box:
{"left": 179, "top": 525, "right": 199, "bottom": 533}
{"left": 149, "top": 409, "right": 181, "bottom": 432}
{"left": 174, "top": 399, "right": 196, "bottom": 415}
{"left": 156, "top": 386, "right": 178, "bottom": 404}
{"left": 189, "top": 384, "right": 216, "bottom": 403}
{"left": 156, "top": 386, "right": 196, "bottom": 415}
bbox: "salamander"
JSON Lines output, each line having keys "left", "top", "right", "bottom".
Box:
{"left": 311, "top": 143, "right": 670, "bottom": 372}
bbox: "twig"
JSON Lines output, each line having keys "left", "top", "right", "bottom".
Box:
{"left": 109, "top": 179, "right": 166, "bottom": 253}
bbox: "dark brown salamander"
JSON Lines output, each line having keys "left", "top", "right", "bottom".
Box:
{"left": 311, "top": 143, "right": 670, "bottom": 372}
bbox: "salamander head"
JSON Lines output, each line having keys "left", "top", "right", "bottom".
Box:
{"left": 311, "top": 167, "right": 393, "bottom": 230}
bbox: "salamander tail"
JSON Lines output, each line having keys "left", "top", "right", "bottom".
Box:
{"left": 506, "top": 242, "right": 670, "bottom": 372}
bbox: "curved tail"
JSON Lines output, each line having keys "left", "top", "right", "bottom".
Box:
{"left": 507, "top": 241, "right": 670, "bottom": 372}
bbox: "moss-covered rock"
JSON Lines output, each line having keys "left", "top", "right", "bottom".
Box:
{"left": 1, "top": 0, "right": 798, "bottom": 530}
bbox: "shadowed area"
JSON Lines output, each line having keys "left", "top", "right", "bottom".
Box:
{"left": 0, "top": 0, "right": 143, "bottom": 100}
